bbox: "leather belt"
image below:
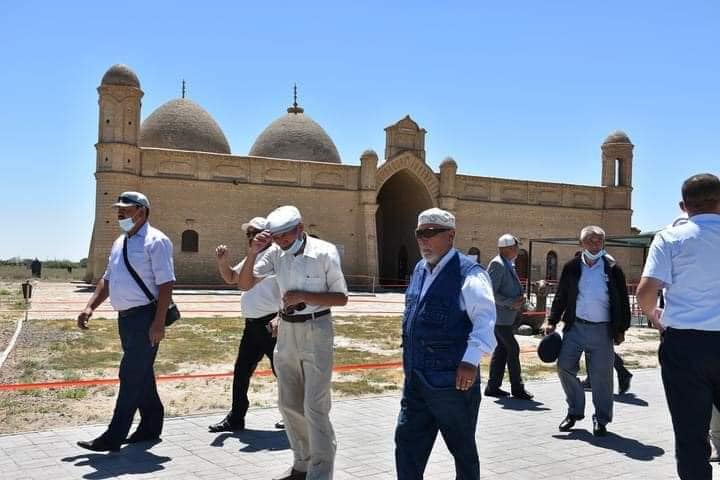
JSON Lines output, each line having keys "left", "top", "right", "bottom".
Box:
{"left": 280, "top": 309, "right": 331, "bottom": 323}
{"left": 245, "top": 312, "right": 278, "bottom": 323}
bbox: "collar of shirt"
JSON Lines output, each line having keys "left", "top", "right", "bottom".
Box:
{"left": 422, "top": 248, "right": 456, "bottom": 276}
{"left": 279, "top": 234, "right": 320, "bottom": 260}
{"left": 581, "top": 255, "right": 604, "bottom": 270}
{"left": 128, "top": 221, "right": 149, "bottom": 240}
{"left": 690, "top": 213, "right": 720, "bottom": 225}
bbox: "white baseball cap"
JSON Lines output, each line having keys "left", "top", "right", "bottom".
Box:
{"left": 498, "top": 234, "right": 520, "bottom": 247}
{"left": 113, "top": 191, "right": 150, "bottom": 209}
{"left": 266, "top": 206, "right": 302, "bottom": 235}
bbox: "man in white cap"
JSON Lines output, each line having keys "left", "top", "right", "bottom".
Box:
{"left": 210, "top": 216, "right": 283, "bottom": 433}
{"left": 238, "top": 205, "right": 348, "bottom": 480}
{"left": 485, "top": 234, "right": 534, "bottom": 400}
{"left": 76, "top": 191, "right": 175, "bottom": 452}
{"left": 395, "top": 207, "right": 496, "bottom": 480}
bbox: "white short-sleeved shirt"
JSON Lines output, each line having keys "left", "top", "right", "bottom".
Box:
{"left": 103, "top": 223, "right": 176, "bottom": 311}
{"left": 253, "top": 235, "right": 348, "bottom": 315}
{"left": 418, "top": 248, "right": 497, "bottom": 366}
{"left": 232, "top": 257, "right": 281, "bottom": 319}
{"left": 642, "top": 213, "right": 720, "bottom": 331}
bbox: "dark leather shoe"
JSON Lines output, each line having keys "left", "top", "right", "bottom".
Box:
{"left": 580, "top": 378, "right": 592, "bottom": 391}
{"left": 484, "top": 387, "right": 510, "bottom": 398}
{"left": 123, "top": 431, "right": 161, "bottom": 444}
{"left": 618, "top": 373, "right": 632, "bottom": 394}
{"left": 275, "top": 420, "right": 285, "bottom": 429}
{"left": 77, "top": 437, "right": 120, "bottom": 453}
{"left": 272, "top": 467, "right": 307, "bottom": 480}
{"left": 558, "top": 415, "right": 584, "bottom": 432}
{"left": 593, "top": 418, "right": 608, "bottom": 437}
{"left": 208, "top": 417, "right": 244, "bottom": 433}
{"left": 511, "top": 389, "right": 534, "bottom": 400}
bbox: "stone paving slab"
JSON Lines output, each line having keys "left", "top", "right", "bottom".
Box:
{"left": 1, "top": 369, "right": 717, "bottom": 479}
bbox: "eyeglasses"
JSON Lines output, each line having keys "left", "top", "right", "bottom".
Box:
{"left": 246, "top": 230, "right": 261, "bottom": 239}
{"left": 415, "top": 227, "right": 451, "bottom": 239}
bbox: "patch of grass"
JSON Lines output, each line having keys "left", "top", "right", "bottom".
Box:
{"left": 56, "top": 388, "right": 89, "bottom": 400}
{"left": 332, "top": 378, "right": 386, "bottom": 396}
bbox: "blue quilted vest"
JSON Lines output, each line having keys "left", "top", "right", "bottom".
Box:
{"left": 402, "top": 250, "right": 482, "bottom": 388}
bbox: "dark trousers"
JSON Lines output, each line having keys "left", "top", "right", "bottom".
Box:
{"left": 228, "top": 317, "right": 277, "bottom": 424}
{"left": 585, "top": 353, "right": 631, "bottom": 382}
{"left": 660, "top": 328, "right": 720, "bottom": 480}
{"left": 487, "top": 325, "right": 523, "bottom": 392}
{"left": 395, "top": 370, "right": 482, "bottom": 480}
{"left": 102, "top": 304, "right": 163, "bottom": 446}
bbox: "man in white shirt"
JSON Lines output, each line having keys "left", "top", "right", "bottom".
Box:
{"left": 394, "top": 208, "right": 497, "bottom": 480}
{"left": 637, "top": 173, "right": 720, "bottom": 480}
{"left": 210, "top": 216, "right": 283, "bottom": 433}
{"left": 76, "top": 192, "right": 175, "bottom": 452}
{"left": 238, "top": 206, "right": 348, "bottom": 480}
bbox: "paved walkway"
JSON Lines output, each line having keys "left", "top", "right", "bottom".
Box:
{"left": 1, "top": 369, "right": 716, "bottom": 479}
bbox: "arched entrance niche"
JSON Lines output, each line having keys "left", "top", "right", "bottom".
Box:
{"left": 376, "top": 169, "right": 435, "bottom": 284}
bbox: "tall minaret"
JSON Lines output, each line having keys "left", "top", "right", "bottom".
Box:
{"left": 85, "top": 64, "right": 143, "bottom": 282}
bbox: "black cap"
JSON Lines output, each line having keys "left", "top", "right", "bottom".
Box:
{"left": 537, "top": 332, "right": 562, "bottom": 363}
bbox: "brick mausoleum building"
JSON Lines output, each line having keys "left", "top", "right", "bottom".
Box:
{"left": 86, "top": 64, "right": 640, "bottom": 286}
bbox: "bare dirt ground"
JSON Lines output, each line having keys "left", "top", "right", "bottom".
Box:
{"left": 0, "top": 281, "right": 661, "bottom": 435}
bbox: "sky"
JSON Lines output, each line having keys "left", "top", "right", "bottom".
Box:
{"left": 1, "top": 1, "right": 718, "bottom": 261}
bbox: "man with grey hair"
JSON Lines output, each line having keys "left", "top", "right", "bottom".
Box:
{"left": 545, "top": 225, "right": 631, "bottom": 436}
{"left": 395, "top": 207, "right": 496, "bottom": 480}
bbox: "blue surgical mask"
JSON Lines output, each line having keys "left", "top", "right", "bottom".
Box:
{"left": 286, "top": 234, "right": 305, "bottom": 255}
{"left": 583, "top": 249, "right": 606, "bottom": 262}
{"left": 118, "top": 217, "right": 135, "bottom": 232}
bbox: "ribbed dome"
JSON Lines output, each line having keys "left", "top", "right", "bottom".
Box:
{"left": 101, "top": 64, "right": 140, "bottom": 88}
{"left": 603, "top": 130, "right": 632, "bottom": 145}
{"left": 249, "top": 104, "right": 341, "bottom": 164}
{"left": 139, "top": 98, "right": 231, "bottom": 154}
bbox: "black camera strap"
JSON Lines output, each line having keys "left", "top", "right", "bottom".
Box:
{"left": 122, "top": 236, "right": 156, "bottom": 304}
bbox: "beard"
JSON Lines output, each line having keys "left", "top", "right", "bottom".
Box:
{"left": 421, "top": 252, "right": 440, "bottom": 265}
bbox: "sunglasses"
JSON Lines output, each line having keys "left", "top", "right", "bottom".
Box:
{"left": 415, "top": 227, "right": 451, "bottom": 239}
{"left": 246, "top": 230, "right": 261, "bottom": 238}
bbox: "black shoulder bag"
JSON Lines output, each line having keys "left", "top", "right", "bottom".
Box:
{"left": 122, "top": 236, "right": 181, "bottom": 326}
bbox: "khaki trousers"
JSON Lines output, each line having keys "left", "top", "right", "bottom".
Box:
{"left": 275, "top": 314, "right": 336, "bottom": 480}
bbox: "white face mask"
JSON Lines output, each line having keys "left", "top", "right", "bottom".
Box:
{"left": 285, "top": 232, "right": 305, "bottom": 255}
{"left": 583, "top": 249, "right": 606, "bottom": 262}
{"left": 118, "top": 210, "right": 140, "bottom": 233}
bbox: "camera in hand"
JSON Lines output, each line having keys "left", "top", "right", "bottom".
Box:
{"left": 285, "top": 302, "right": 307, "bottom": 315}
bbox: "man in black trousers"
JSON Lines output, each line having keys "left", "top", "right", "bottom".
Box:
{"left": 638, "top": 173, "right": 720, "bottom": 480}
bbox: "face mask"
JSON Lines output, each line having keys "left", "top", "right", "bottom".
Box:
{"left": 583, "top": 249, "right": 606, "bottom": 262}
{"left": 118, "top": 217, "right": 135, "bottom": 232}
{"left": 285, "top": 233, "right": 304, "bottom": 255}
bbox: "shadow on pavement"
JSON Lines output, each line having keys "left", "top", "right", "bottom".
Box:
{"left": 613, "top": 393, "right": 650, "bottom": 407}
{"left": 61, "top": 441, "right": 170, "bottom": 479}
{"left": 553, "top": 430, "right": 665, "bottom": 461}
{"left": 493, "top": 397, "right": 551, "bottom": 412}
{"left": 210, "top": 428, "right": 290, "bottom": 452}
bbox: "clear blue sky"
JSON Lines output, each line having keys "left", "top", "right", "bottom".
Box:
{"left": 1, "top": 1, "right": 718, "bottom": 261}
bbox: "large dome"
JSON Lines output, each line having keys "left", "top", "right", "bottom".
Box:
{"left": 101, "top": 64, "right": 140, "bottom": 88}
{"left": 249, "top": 104, "right": 341, "bottom": 164}
{"left": 139, "top": 98, "right": 231, "bottom": 154}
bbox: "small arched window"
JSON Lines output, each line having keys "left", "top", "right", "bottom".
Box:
{"left": 181, "top": 230, "right": 199, "bottom": 253}
{"left": 546, "top": 251, "right": 558, "bottom": 280}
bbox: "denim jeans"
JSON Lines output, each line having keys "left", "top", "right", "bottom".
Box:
{"left": 101, "top": 303, "right": 163, "bottom": 447}
{"left": 395, "top": 369, "right": 482, "bottom": 480}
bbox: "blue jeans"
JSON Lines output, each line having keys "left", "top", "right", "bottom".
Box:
{"left": 101, "top": 303, "right": 163, "bottom": 447}
{"left": 395, "top": 369, "right": 481, "bottom": 480}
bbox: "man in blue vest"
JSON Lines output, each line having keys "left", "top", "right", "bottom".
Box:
{"left": 395, "top": 208, "right": 497, "bottom": 480}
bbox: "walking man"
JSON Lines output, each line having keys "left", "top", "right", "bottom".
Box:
{"left": 545, "top": 225, "right": 631, "bottom": 436}
{"left": 485, "top": 233, "right": 533, "bottom": 400}
{"left": 76, "top": 191, "right": 175, "bottom": 452}
{"left": 395, "top": 208, "right": 497, "bottom": 480}
{"left": 238, "top": 205, "right": 348, "bottom": 480}
{"left": 637, "top": 173, "right": 720, "bottom": 479}
{"left": 210, "top": 216, "right": 283, "bottom": 432}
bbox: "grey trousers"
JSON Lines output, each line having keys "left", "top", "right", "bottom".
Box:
{"left": 712, "top": 405, "right": 720, "bottom": 456}
{"left": 275, "top": 314, "right": 336, "bottom": 480}
{"left": 558, "top": 321, "right": 614, "bottom": 425}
